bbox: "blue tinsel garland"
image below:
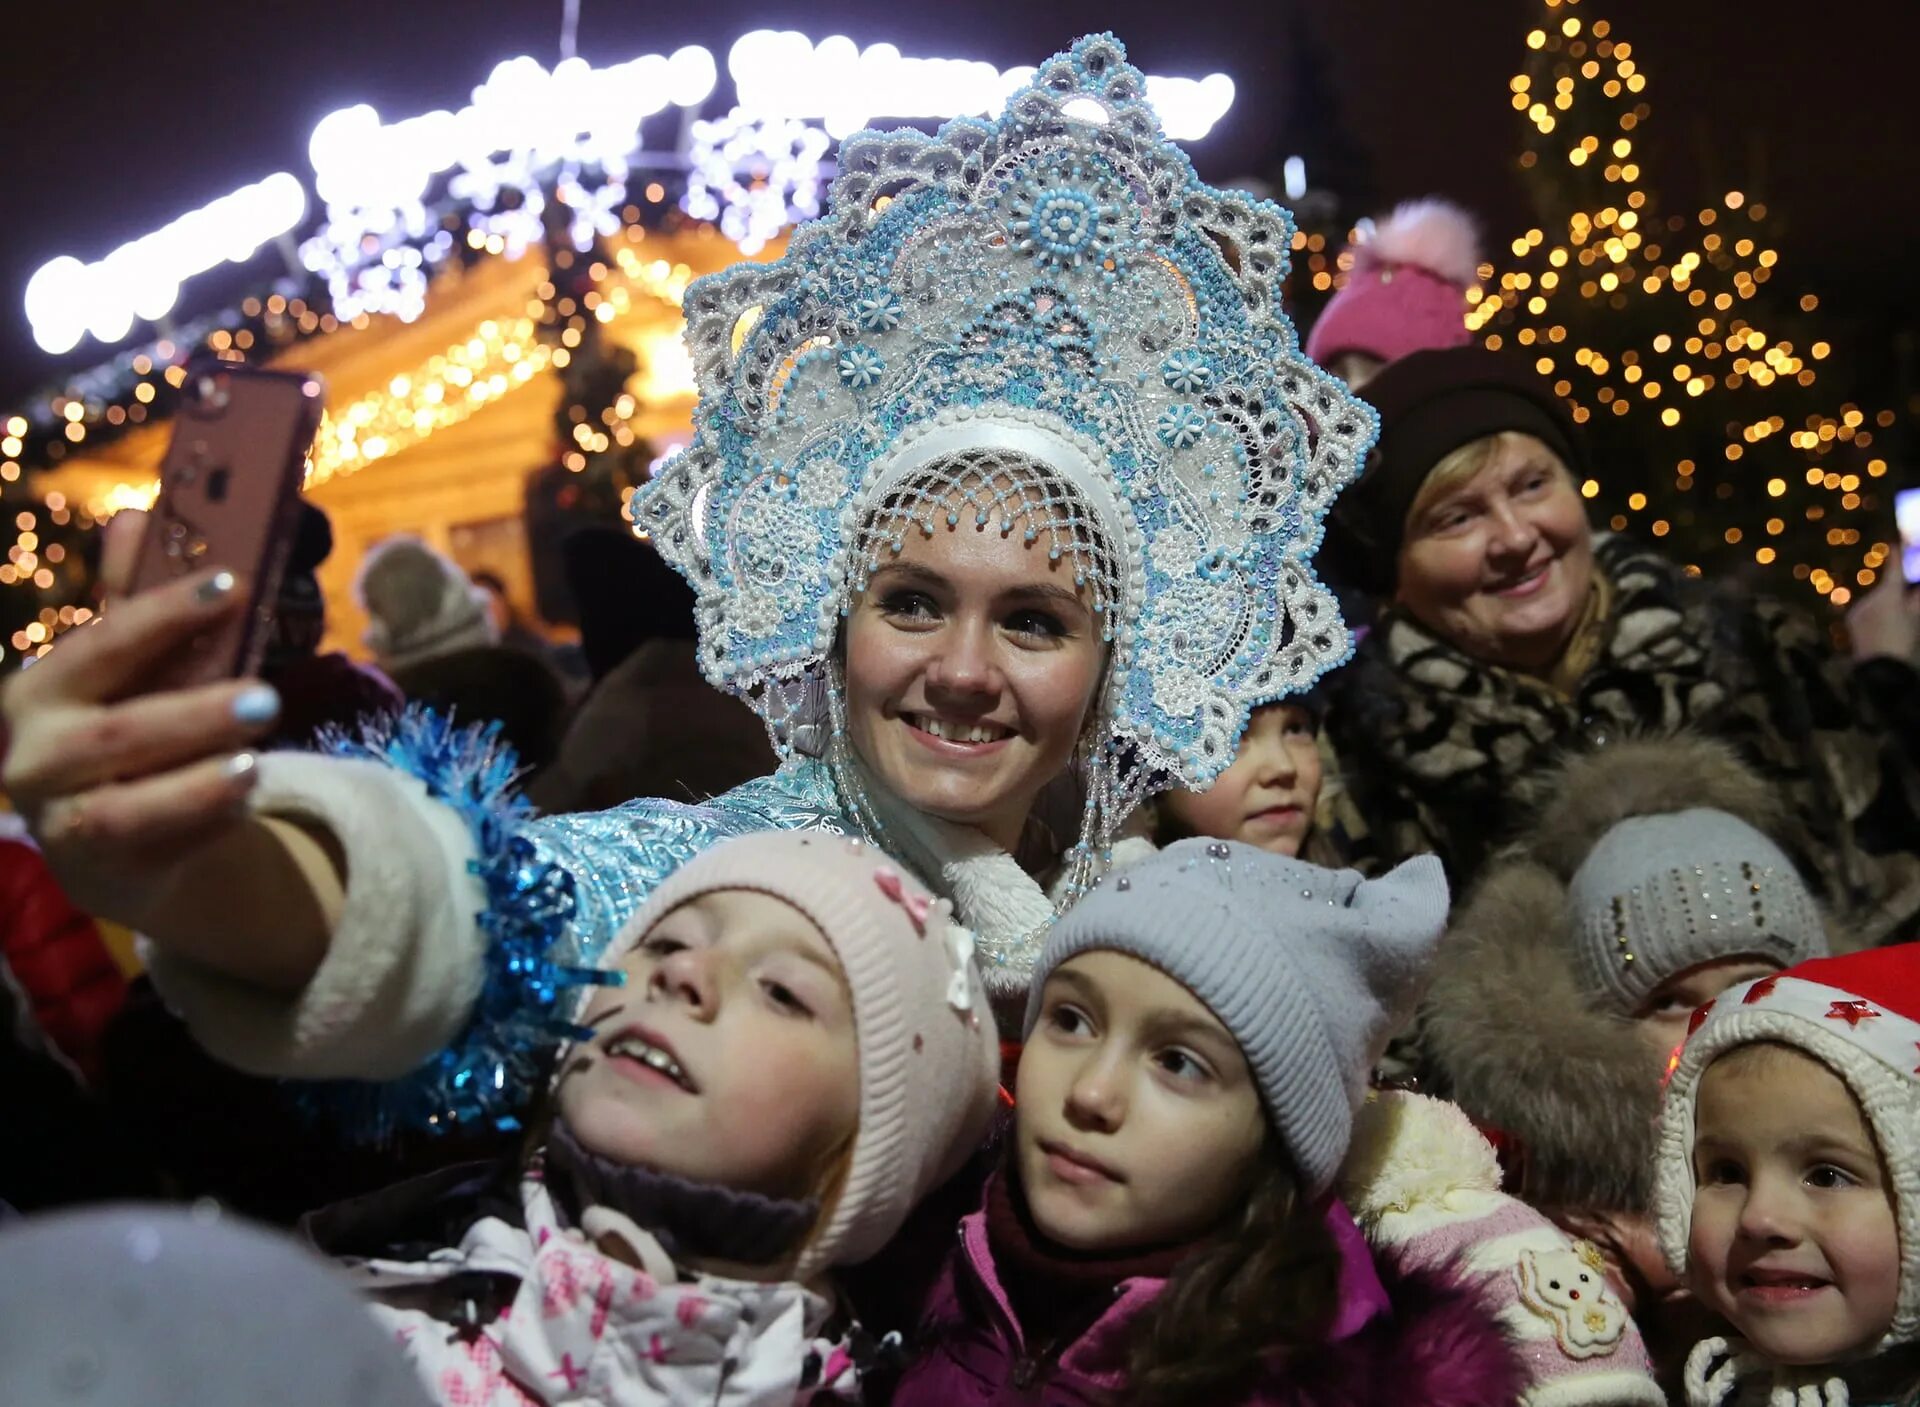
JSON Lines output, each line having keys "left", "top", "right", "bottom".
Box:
{"left": 306, "top": 706, "right": 621, "bottom": 1141}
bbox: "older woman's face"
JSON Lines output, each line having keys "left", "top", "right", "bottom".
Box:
{"left": 1394, "top": 434, "right": 1595, "bottom": 672}
{"left": 844, "top": 515, "right": 1107, "bottom": 852}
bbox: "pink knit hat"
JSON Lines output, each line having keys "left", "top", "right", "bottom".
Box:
{"left": 613, "top": 831, "right": 1001, "bottom": 1278}
{"left": 1304, "top": 199, "right": 1481, "bottom": 369}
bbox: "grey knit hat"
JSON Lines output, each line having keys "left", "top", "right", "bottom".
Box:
{"left": 1024, "top": 839, "right": 1449, "bottom": 1195}
{"left": 1566, "top": 808, "right": 1826, "bottom": 1014}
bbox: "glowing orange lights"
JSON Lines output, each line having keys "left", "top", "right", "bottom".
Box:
{"left": 1486, "top": 2, "right": 1886, "bottom": 609}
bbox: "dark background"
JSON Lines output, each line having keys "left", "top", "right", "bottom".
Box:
{"left": 2, "top": 0, "right": 1916, "bottom": 409}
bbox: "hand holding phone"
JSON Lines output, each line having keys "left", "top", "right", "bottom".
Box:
{"left": 125, "top": 366, "right": 324, "bottom": 690}
{"left": 0, "top": 365, "right": 325, "bottom": 941}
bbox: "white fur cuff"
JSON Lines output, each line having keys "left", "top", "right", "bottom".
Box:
{"left": 147, "top": 752, "right": 488, "bottom": 1079}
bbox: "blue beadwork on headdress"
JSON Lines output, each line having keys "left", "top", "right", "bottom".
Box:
{"left": 305, "top": 707, "right": 619, "bottom": 1139}
{"left": 638, "top": 33, "right": 1373, "bottom": 808}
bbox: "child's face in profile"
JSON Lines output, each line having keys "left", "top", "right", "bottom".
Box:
{"left": 1016, "top": 952, "right": 1266, "bottom": 1252}
{"left": 1634, "top": 957, "right": 1783, "bottom": 1060}
{"left": 1159, "top": 703, "right": 1323, "bottom": 857}
{"left": 1688, "top": 1043, "right": 1900, "bottom": 1366}
{"left": 558, "top": 890, "right": 859, "bottom": 1203}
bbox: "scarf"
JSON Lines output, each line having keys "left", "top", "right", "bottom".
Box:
{"left": 837, "top": 748, "right": 1156, "bottom": 1021}
{"left": 983, "top": 1170, "right": 1197, "bottom": 1350}
{"left": 546, "top": 1116, "right": 818, "bottom": 1269}
{"left": 1542, "top": 565, "right": 1615, "bottom": 698}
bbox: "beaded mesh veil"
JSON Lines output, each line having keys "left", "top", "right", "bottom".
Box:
{"left": 635, "top": 33, "right": 1375, "bottom": 909}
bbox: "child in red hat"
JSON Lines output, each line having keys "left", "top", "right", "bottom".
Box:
{"left": 1654, "top": 944, "right": 1920, "bottom": 1404}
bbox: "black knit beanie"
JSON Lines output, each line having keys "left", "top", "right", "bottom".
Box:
{"left": 1322, "top": 347, "right": 1586, "bottom": 599}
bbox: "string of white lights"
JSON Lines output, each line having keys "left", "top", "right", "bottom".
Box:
{"left": 23, "top": 32, "right": 1236, "bottom": 358}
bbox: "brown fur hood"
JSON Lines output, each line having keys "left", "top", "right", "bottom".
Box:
{"left": 1421, "top": 733, "right": 1853, "bottom": 1212}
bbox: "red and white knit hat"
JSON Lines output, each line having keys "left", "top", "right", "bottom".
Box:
{"left": 1653, "top": 944, "right": 1920, "bottom": 1352}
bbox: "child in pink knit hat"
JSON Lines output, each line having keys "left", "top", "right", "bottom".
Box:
{"left": 316, "top": 830, "right": 1001, "bottom": 1405}
{"left": 1304, "top": 198, "right": 1482, "bottom": 389}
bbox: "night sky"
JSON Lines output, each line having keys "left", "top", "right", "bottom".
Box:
{"left": 3, "top": 0, "right": 1916, "bottom": 409}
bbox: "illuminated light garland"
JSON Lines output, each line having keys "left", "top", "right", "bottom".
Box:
{"left": 1470, "top": 0, "right": 1892, "bottom": 607}
{"left": 25, "top": 174, "right": 308, "bottom": 356}
{"left": 296, "top": 35, "right": 1233, "bottom": 320}
{"left": 724, "top": 30, "right": 1235, "bottom": 141}
{"left": 684, "top": 108, "right": 832, "bottom": 255}
{"left": 296, "top": 45, "right": 719, "bottom": 323}
{"left": 306, "top": 318, "right": 555, "bottom": 488}
{"left": 65, "top": 244, "right": 698, "bottom": 520}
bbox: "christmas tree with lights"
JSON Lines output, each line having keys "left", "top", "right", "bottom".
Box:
{"left": 1470, "top": 0, "right": 1896, "bottom": 609}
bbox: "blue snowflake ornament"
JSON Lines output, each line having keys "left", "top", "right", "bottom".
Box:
{"left": 1008, "top": 162, "right": 1123, "bottom": 274}
{"left": 1156, "top": 404, "right": 1207, "bottom": 449}
{"left": 854, "top": 291, "right": 903, "bottom": 332}
{"left": 836, "top": 344, "right": 886, "bottom": 388}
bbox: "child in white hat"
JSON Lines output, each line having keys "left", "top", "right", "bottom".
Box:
{"left": 1651, "top": 944, "right": 1920, "bottom": 1405}
{"left": 1654, "top": 944, "right": 1920, "bottom": 1405}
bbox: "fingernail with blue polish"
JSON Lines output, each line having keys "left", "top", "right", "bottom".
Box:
{"left": 231, "top": 685, "right": 280, "bottom": 725}
{"left": 196, "top": 570, "right": 237, "bottom": 603}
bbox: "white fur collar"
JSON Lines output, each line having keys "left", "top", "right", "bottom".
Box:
{"left": 840, "top": 753, "right": 1154, "bottom": 1008}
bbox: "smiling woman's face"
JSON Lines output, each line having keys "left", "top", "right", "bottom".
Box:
{"left": 1394, "top": 432, "right": 1595, "bottom": 674}
{"left": 842, "top": 490, "right": 1107, "bottom": 851}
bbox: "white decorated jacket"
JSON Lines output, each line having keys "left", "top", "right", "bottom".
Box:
{"left": 144, "top": 730, "right": 860, "bottom": 1121}
{"left": 1339, "top": 1090, "right": 1667, "bottom": 1407}
{"left": 352, "top": 1170, "right": 857, "bottom": 1407}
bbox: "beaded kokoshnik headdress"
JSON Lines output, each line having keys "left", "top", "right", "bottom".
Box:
{"left": 636, "top": 34, "right": 1374, "bottom": 939}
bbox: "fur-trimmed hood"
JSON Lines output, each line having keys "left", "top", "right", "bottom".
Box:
{"left": 1422, "top": 733, "right": 1852, "bottom": 1211}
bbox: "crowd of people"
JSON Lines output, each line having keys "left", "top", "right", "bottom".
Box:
{"left": 3, "top": 32, "right": 1919, "bottom": 1407}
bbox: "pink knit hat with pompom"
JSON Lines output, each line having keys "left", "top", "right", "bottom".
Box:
{"left": 1305, "top": 199, "right": 1481, "bottom": 369}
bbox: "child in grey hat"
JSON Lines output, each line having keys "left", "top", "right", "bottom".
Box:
{"left": 1423, "top": 735, "right": 1837, "bottom": 1387}
{"left": 895, "top": 838, "right": 1663, "bottom": 1406}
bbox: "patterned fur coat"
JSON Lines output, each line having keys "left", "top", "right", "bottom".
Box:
{"left": 1324, "top": 533, "right": 1920, "bottom": 946}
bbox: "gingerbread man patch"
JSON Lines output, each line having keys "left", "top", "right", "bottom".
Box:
{"left": 1515, "top": 1241, "right": 1627, "bottom": 1359}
